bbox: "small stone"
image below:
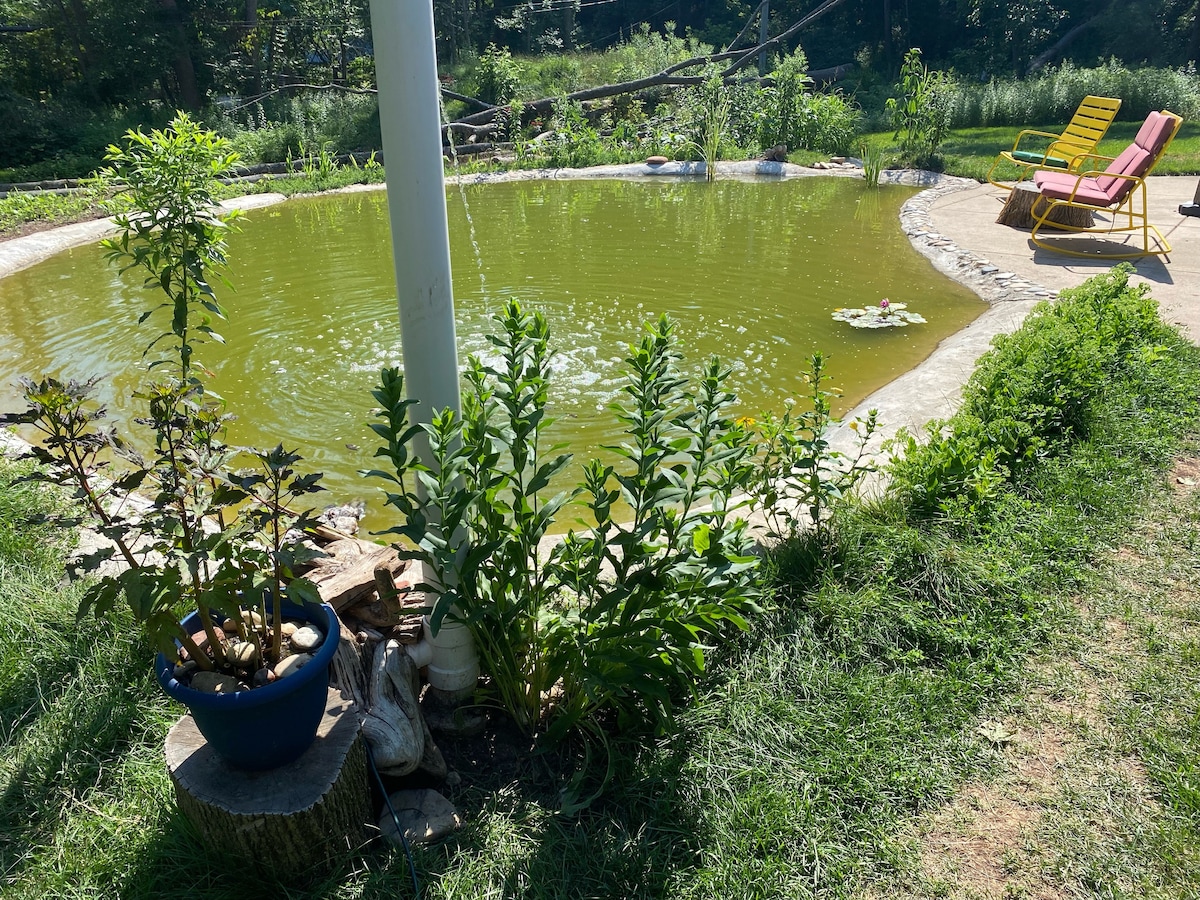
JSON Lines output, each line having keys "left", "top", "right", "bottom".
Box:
{"left": 190, "top": 671, "right": 242, "bottom": 694}
{"left": 228, "top": 641, "right": 259, "bottom": 668}
{"left": 379, "top": 789, "right": 462, "bottom": 846}
{"left": 444, "top": 771, "right": 463, "bottom": 789}
{"left": 274, "top": 652, "right": 313, "bottom": 679}
{"left": 241, "top": 610, "right": 264, "bottom": 629}
{"left": 290, "top": 625, "right": 324, "bottom": 652}
{"left": 280, "top": 621, "right": 298, "bottom": 638}
{"left": 252, "top": 666, "right": 275, "bottom": 687}
{"left": 980, "top": 265, "right": 999, "bottom": 274}
{"left": 221, "top": 618, "right": 239, "bottom": 634}
{"left": 995, "top": 272, "right": 1016, "bottom": 279}
{"left": 173, "top": 660, "right": 198, "bottom": 680}
{"left": 645, "top": 155, "right": 668, "bottom": 165}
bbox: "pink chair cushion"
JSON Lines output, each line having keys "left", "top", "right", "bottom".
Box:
{"left": 1132, "top": 111, "right": 1164, "bottom": 149}
{"left": 1034, "top": 170, "right": 1117, "bottom": 206}
{"left": 1135, "top": 111, "right": 1177, "bottom": 157}
{"left": 1035, "top": 111, "right": 1176, "bottom": 207}
{"left": 1095, "top": 146, "right": 1151, "bottom": 201}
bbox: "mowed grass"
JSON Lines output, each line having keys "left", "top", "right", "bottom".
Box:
{"left": 4, "top": 268, "right": 1200, "bottom": 898}
{"left": 861, "top": 120, "right": 1200, "bottom": 181}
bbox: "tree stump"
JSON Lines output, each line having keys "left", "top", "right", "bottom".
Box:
{"left": 165, "top": 689, "right": 370, "bottom": 875}
{"left": 997, "top": 181, "right": 1094, "bottom": 230}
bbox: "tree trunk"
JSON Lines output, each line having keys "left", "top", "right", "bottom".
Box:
{"left": 158, "top": 0, "right": 203, "bottom": 110}
{"left": 165, "top": 689, "right": 370, "bottom": 875}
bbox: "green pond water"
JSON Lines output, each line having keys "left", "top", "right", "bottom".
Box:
{"left": 0, "top": 177, "right": 984, "bottom": 527}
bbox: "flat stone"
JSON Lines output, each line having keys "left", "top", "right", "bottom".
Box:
{"left": 995, "top": 272, "right": 1016, "bottom": 279}
{"left": 645, "top": 156, "right": 668, "bottom": 165}
{"left": 291, "top": 624, "right": 324, "bottom": 652}
{"left": 274, "top": 652, "right": 313, "bottom": 679}
{"left": 190, "top": 671, "right": 243, "bottom": 694}
{"left": 379, "top": 789, "right": 461, "bottom": 846}
{"left": 228, "top": 641, "right": 259, "bottom": 668}
{"left": 980, "top": 265, "right": 999, "bottom": 274}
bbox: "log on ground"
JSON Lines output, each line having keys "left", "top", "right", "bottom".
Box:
{"left": 997, "top": 182, "right": 1095, "bottom": 229}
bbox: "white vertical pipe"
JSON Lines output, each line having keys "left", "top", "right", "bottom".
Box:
{"left": 368, "top": 0, "right": 462, "bottom": 428}
{"left": 368, "top": 0, "right": 478, "bottom": 703}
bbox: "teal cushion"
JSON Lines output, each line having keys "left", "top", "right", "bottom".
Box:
{"left": 1011, "top": 149, "right": 1070, "bottom": 168}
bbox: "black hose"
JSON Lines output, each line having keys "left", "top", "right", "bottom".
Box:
{"left": 365, "top": 741, "right": 421, "bottom": 899}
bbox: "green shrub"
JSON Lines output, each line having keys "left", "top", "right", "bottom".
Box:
{"left": 888, "top": 265, "right": 1192, "bottom": 518}
{"left": 609, "top": 22, "right": 712, "bottom": 82}
{"left": 369, "top": 302, "right": 761, "bottom": 742}
{"left": 473, "top": 43, "right": 523, "bottom": 106}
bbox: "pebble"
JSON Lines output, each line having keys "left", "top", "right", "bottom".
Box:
{"left": 173, "top": 660, "right": 198, "bottom": 680}
{"left": 190, "top": 671, "right": 243, "bottom": 694}
{"left": 645, "top": 155, "right": 668, "bottom": 165}
{"left": 227, "top": 641, "right": 259, "bottom": 668}
{"left": 241, "top": 610, "right": 264, "bottom": 629}
{"left": 290, "top": 625, "right": 324, "bottom": 652}
{"left": 280, "top": 621, "right": 298, "bottom": 638}
{"left": 379, "top": 789, "right": 462, "bottom": 846}
{"left": 221, "top": 618, "right": 239, "bottom": 634}
{"left": 252, "top": 666, "right": 275, "bottom": 687}
{"left": 274, "top": 652, "right": 313, "bottom": 679}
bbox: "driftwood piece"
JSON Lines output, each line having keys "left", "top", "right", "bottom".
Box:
{"left": 330, "top": 618, "right": 370, "bottom": 710}
{"left": 362, "top": 640, "right": 425, "bottom": 777}
{"left": 307, "top": 539, "right": 408, "bottom": 612}
{"left": 165, "top": 690, "right": 370, "bottom": 874}
{"left": 997, "top": 181, "right": 1095, "bottom": 229}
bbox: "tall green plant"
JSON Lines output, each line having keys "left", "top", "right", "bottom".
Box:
{"left": 751, "top": 352, "right": 879, "bottom": 543}
{"left": 887, "top": 47, "right": 955, "bottom": 160}
{"left": 2, "top": 113, "right": 325, "bottom": 670}
{"left": 369, "top": 301, "right": 761, "bottom": 741}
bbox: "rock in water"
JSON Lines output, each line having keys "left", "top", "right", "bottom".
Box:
{"left": 318, "top": 501, "right": 366, "bottom": 535}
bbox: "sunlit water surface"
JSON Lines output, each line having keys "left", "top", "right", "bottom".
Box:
{"left": 0, "top": 178, "right": 984, "bottom": 529}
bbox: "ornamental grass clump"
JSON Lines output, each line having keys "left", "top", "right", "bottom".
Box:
{"left": 1, "top": 113, "right": 326, "bottom": 680}
{"left": 369, "top": 300, "right": 762, "bottom": 742}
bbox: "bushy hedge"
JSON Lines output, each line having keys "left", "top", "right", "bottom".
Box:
{"left": 946, "top": 60, "right": 1200, "bottom": 127}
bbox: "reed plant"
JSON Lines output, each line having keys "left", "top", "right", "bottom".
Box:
{"left": 859, "top": 142, "right": 885, "bottom": 186}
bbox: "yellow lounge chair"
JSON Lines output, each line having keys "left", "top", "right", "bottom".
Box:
{"left": 1030, "top": 109, "right": 1183, "bottom": 259}
{"left": 986, "top": 95, "right": 1122, "bottom": 190}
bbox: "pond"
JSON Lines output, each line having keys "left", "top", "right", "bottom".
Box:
{"left": 0, "top": 177, "right": 984, "bottom": 525}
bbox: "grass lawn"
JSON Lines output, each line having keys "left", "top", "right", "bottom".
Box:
{"left": 2, "top": 270, "right": 1200, "bottom": 898}
{"left": 861, "top": 121, "right": 1200, "bottom": 182}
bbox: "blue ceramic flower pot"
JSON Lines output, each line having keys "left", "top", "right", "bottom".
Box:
{"left": 154, "top": 602, "right": 340, "bottom": 771}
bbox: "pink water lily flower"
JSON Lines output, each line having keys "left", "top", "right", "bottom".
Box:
{"left": 880, "top": 298, "right": 890, "bottom": 309}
